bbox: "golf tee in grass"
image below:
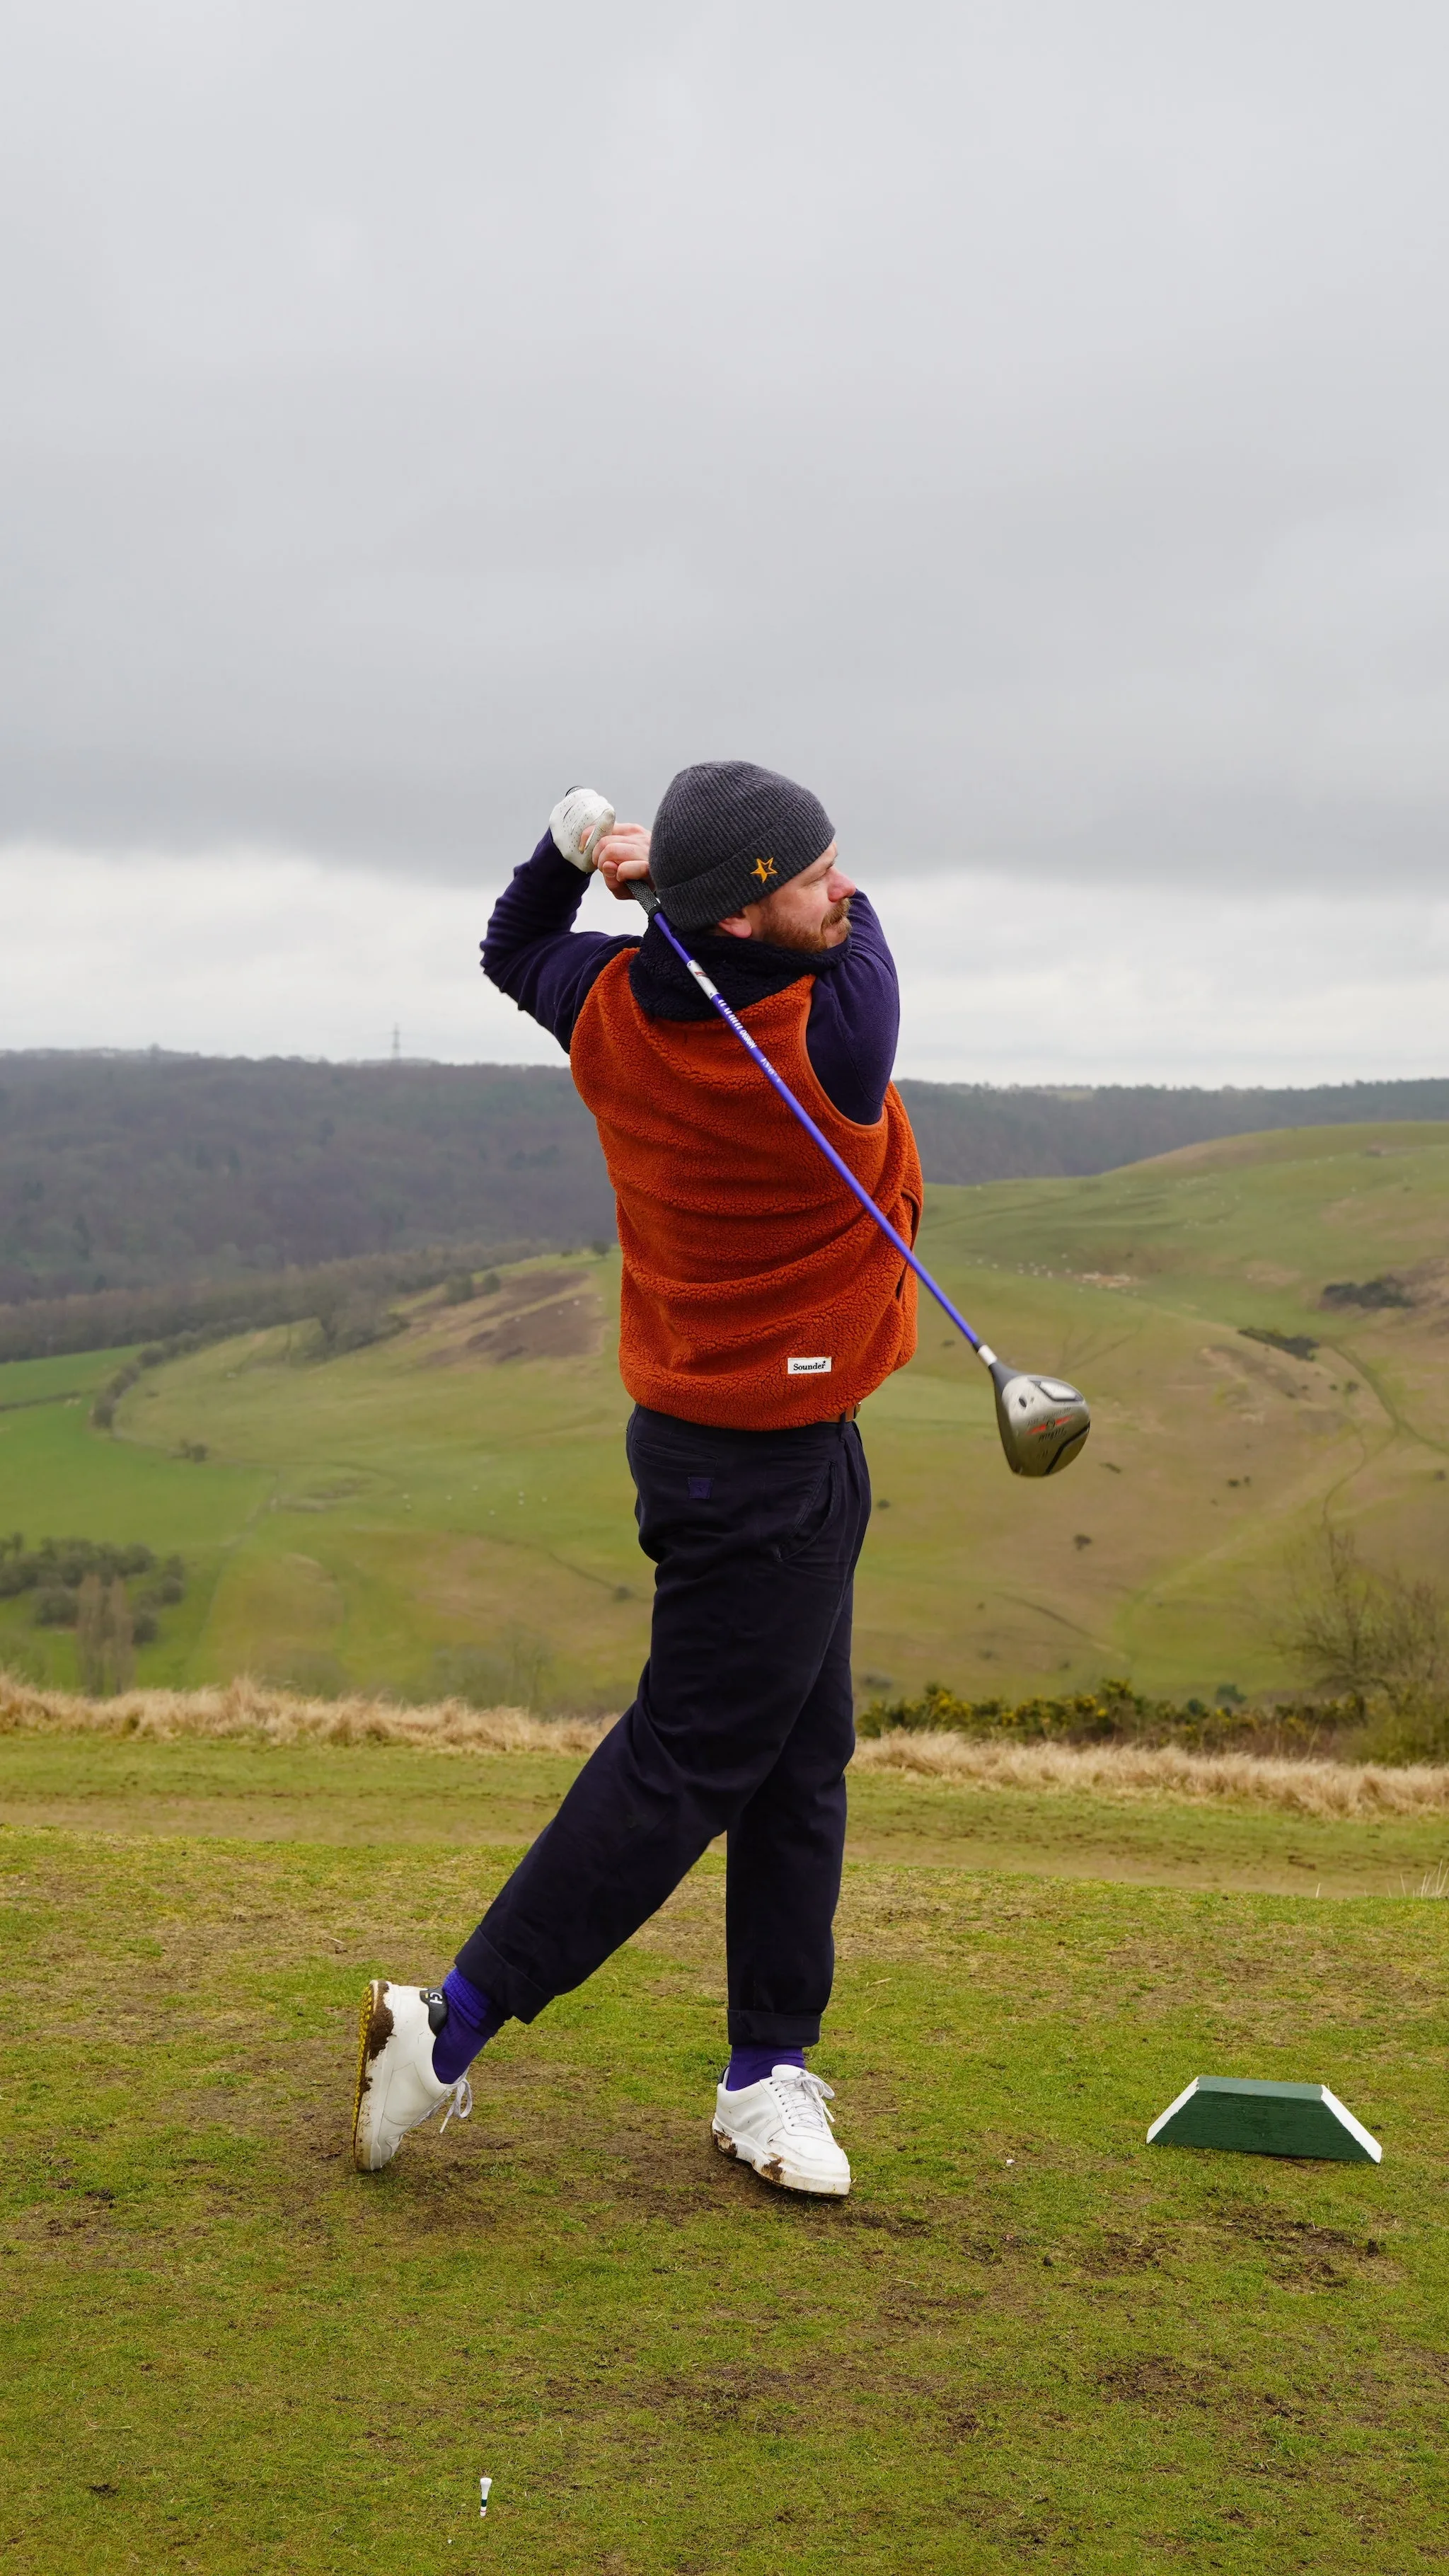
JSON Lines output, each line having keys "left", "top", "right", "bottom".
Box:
{"left": 432, "top": 1966, "right": 504, "bottom": 2082}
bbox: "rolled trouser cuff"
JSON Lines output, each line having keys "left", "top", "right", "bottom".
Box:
{"left": 454, "top": 1929, "right": 553, "bottom": 2027}
{"left": 726, "top": 2009, "right": 824, "bottom": 2047}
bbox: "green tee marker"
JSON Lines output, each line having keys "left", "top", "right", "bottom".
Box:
{"left": 1147, "top": 2076, "right": 1382, "bottom": 2163}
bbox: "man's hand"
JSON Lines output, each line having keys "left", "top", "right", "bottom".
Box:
{"left": 596, "top": 824, "right": 653, "bottom": 903}
{"left": 550, "top": 787, "right": 616, "bottom": 868}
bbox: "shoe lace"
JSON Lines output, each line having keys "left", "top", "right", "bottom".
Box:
{"left": 439, "top": 2076, "right": 473, "bottom": 2133}
{"left": 768, "top": 2068, "right": 836, "bottom": 2135}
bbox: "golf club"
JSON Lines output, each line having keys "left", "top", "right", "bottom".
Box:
{"left": 551, "top": 790, "right": 1090, "bottom": 1477}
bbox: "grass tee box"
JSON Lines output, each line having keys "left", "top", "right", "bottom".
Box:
{"left": 4, "top": 1771, "right": 1448, "bottom": 2572}
{"left": 1148, "top": 2075, "right": 1383, "bottom": 2162}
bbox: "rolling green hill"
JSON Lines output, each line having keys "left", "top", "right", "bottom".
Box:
{"left": 1, "top": 1122, "right": 1445, "bottom": 1708}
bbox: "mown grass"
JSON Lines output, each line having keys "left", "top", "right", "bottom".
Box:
{"left": 3, "top": 1736, "right": 1448, "bottom": 2572}
{"left": 4, "top": 1722, "right": 1449, "bottom": 1898}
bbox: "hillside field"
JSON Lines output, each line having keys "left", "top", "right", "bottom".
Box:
{"left": 0, "top": 1121, "right": 1445, "bottom": 1709}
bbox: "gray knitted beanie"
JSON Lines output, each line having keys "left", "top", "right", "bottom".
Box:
{"left": 649, "top": 761, "right": 834, "bottom": 931}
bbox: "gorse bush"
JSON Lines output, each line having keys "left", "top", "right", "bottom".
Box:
{"left": 859, "top": 1540, "right": 1449, "bottom": 1764}
{"left": 856, "top": 1677, "right": 1358, "bottom": 1756}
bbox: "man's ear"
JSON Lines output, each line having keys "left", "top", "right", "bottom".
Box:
{"left": 713, "top": 911, "right": 755, "bottom": 941}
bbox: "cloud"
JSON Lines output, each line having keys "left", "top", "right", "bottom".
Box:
{"left": 1, "top": 0, "right": 1448, "bottom": 914}
{"left": 6, "top": 842, "right": 1445, "bottom": 1087}
{"left": 882, "top": 875, "right": 1449, "bottom": 1085}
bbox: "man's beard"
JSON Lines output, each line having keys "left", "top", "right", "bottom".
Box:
{"left": 762, "top": 895, "right": 852, "bottom": 955}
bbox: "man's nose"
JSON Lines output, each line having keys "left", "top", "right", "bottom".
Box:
{"left": 829, "top": 870, "right": 857, "bottom": 901}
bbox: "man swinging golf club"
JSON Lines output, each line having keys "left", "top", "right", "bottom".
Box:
{"left": 352, "top": 759, "right": 922, "bottom": 2196}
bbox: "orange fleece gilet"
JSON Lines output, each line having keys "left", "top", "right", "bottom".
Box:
{"left": 570, "top": 951, "right": 922, "bottom": 1428}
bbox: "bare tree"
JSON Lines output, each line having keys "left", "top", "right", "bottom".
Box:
{"left": 76, "top": 1572, "right": 136, "bottom": 1697}
{"left": 1281, "top": 1530, "right": 1445, "bottom": 1723}
{"left": 76, "top": 1573, "right": 106, "bottom": 1694}
{"left": 105, "top": 1578, "right": 135, "bottom": 1695}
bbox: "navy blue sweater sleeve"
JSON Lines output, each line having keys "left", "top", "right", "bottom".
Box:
{"left": 804, "top": 893, "right": 900, "bottom": 1125}
{"left": 482, "top": 834, "right": 900, "bottom": 1120}
{"left": 480, "top": 833, "right": 639, "bottom": 1052}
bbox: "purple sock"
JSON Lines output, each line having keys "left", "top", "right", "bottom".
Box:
{"left": 431, "top": 1967, "right": 505, "bottom": 2084}
{"left": 723, "top": 2045, "right": 806, "bottom": 2091}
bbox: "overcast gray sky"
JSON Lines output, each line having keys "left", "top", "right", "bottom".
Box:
{"left": 3, "top": 1, "right": 1447, "bottom": 1076}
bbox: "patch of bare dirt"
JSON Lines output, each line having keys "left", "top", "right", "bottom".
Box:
{"left": 412, "top": 1266, "right": 603, "bottom": 1367}
{"left": 1095, "top": 2353, "right": 1220, "bottom": 2406}
{"left": 1079, "top": 2228, "right": 1171, "bottom": 2277}
{"left": 1208, "top": 2198, "right": 1387, "bottom": 2287}
{"left": 838, "top": 2202, "right": 933, "bottom": 2238}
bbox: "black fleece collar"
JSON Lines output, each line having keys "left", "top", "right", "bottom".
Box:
{"left": 628, "top": 919, "right": 851, "bottom": 1022}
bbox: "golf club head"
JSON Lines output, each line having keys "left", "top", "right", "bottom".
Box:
{"left": 984, "top": 1357, "right": 1091, "bottom": 1476}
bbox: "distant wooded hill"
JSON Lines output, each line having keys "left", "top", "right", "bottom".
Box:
{"left": 0, "top": 1052, "right": 612, "bottom": 1306}
{"left": 894, "top": 1075, "right": 1449, "bottom": 1183}
{"left": 2, "top": 1051, "right": 1447, "bottom": 1311}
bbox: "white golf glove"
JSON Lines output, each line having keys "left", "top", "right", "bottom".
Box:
{"left": 550, "top": 787, "right": 616, "bottom": 872}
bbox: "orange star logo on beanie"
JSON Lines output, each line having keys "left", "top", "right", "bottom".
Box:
{"left": 751, "top": 856, "right": 778, "bottom": 886}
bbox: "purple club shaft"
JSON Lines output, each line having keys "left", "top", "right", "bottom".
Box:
{"left": 637, "top": 892, "right": 983, "bottom": 1354}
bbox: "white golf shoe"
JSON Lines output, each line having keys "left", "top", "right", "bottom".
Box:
{"left": 352, "top": 1979, "right": 473, "bottom": 2173}
{"left": 712, "top": 2064, "right": 851, "bottom": 2197}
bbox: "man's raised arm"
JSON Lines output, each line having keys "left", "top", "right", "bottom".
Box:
{"left": 480, "top": 829, "right": 638, "bottom": 1052}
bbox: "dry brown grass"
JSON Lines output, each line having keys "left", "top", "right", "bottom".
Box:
{"left": 0, "top": 1671, "right": 611, "bottom": 1758}
{"left": 5, "top": 1672, "right": 1449, "bottom": 1818}
{"left": 850, "top": 1727, "right": 1449, "bottom": 1817}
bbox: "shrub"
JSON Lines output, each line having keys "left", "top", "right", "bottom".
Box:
{"left": 855, "top": 1677, "right": 1351, "bottom": 1756}
{"left": 9, "top": 1537, "right": 182, "bottom": 1657}
{"left": 1240, "top": 1326, "right": 1320, "bottom": 1361}
{"left": 1322, "top": 1277, "right": 1412, "bottom": 1309}
{"left": 308, "top": 1298, "right": 406, "bottom": 1359}
{"left": 33, "top": 1587, "right": 79, "bottom": 1627}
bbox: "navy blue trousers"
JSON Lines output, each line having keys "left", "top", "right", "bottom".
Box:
{"left": 456, "top": 1404, "right": 871, "bottom": 2045}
